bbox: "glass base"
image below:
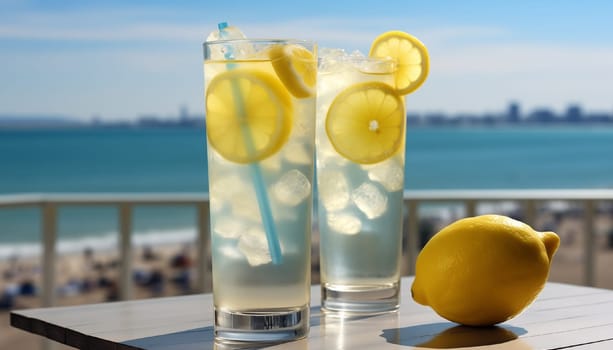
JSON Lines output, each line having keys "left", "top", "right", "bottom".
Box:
{"left": 214, "top": 305, "right": 309, "bottom": 343}
{"left": 321, "top": 281, "right": 400, "bottom": 316}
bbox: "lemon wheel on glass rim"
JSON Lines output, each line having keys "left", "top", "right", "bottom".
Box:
{"left": 325, "top": 81, "right": 405, "bottom": 164}
{"left": 205, "top": 68, "right": 292, "bottom": 164}
{"left": 369, "top": 30, "right": 430, "bottom": 95}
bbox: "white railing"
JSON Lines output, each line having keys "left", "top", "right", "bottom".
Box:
{"left": 2, "top": 189, "right": 612, "bottom": 309}
{"left": 402, "top": 189, "right": 613, "bottom": 286}
{"left": 0, "top": 193, "right": 210, "bottom": 308}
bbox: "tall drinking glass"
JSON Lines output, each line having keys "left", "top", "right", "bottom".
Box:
{"left": 316, "top": 51, "right": 406, "bottom": 315}
{"left": 203, "top": 37, "right": 317, "bottom": 342}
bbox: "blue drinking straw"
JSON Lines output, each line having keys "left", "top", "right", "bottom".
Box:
{"left": 217, "top": 22, "right": 282, "bottom": 264}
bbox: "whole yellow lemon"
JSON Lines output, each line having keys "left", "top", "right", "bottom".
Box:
{"left": 411, "top": 214, "right": 560, "bottom": 326}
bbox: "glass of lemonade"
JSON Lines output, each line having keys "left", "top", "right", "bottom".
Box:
{"left": 316, "top": 52, "right": 405, "bottom": 314}
{"left": 316, "top": 31, "right": 429, "bottom": 315}
{"left": 203, "top": 25, "right": 317, "bottom": 343}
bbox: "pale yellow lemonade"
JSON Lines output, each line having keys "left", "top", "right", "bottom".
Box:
{"left": 317, "top": 53, "right": 405, "bottom": 313}
{"left": 316, "top": 31, "right": 429, "bottom": 314}
{"left": 203, "top": 36, "right": 316, "bottom": 341}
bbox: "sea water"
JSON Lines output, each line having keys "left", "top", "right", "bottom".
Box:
{"left": 1, "top": 126, "right": 613, "bottom": 258}
{"left": 0, "top": 128, "right": 208, "bottom": 258}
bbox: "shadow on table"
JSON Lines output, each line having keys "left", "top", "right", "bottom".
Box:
{"left": 121, "top": 318, "right": 315, "bottom": 350}
{"left": 122, "top": 326, "right": 216, "bottom": 350}
{"left": 120, "top": 308, "right": 322, "bottom": 350}
{"left": 380, "top": 322, "right": 528, "bottom": 348}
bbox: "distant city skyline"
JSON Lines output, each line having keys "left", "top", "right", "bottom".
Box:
{"left": 409, "top": 101, "right": 613, "bottom": 127}
{"left": 2, "top": 101, "right": 612, "bottom": 129}
{"left": 1, "top": 1, "right": 613, "bottom": 121}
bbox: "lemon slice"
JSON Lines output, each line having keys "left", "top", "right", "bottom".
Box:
{"left": 326, "top": 82, "right": 405, "bottom": 164}
{"left": 369, "top": 30, "right": 430, "bottom": 95}
{"left": 270, "top": 44, "right": 316, "bottom": 98}
{"left": 205, "top": 68, "right": 292, "bottom": 164}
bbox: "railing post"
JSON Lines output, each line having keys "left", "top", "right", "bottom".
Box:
{"left": 465, "top": 200, "right": 477, "bottom": 217}
{"left": 41, "top": 203, "right": 57, "bottom": 307}
{"left": 407, "top": 200, "right": 419, "bottom": 275}
{"left": 523, "top": 199, "right": 537, "bottom": 228}
{"left": 41, "top": 202, "right": 57, "bottom": 350}
{"left": 119, "top": 203, "right": 133, "bottom": 300}
{"left": 196, "top": 201, "right": 211, "bottom": 293}
{"left": 584, "top": 200, "right": 596, "bottom": 287}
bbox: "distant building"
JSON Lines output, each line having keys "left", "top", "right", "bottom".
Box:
{"left": 528, "top": 108, "right": 558, "bottom": 123}
{"left": 179, "top": 105, "right": 189, "bottom": 121}
{"left": 507, "top": 102, "right": 521, "bottom": 124}
{"left": 565, "top": 104, "right": 583, "bottom": 123}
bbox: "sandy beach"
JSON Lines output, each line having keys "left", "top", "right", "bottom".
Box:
{"left": 0, "top": 241, "right": 198, "bottom": 350}
{"left": 2, "top": 209, "right": 613, "bottom": 350}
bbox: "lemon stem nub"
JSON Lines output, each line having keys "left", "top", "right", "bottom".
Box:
{"left": 539, "top": 231, "right": 561, "bottom": 262}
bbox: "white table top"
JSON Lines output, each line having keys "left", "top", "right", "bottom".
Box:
{"left": 10, "top": 276, "right": 613, "bottom": 349}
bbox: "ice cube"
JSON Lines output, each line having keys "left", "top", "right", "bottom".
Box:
{"left": 318, "top": 170, "right": 350, "bottom": 211}
{"left": 284, "top": 142, "right": 312, "bottom": 165}
{"left": 319, "top": 47, "right": 346, "bottom": 60}
{"left": 206, "top": 23, "right": 246, "bottom": 41}
{"left": 327, "top": 213, "right": 362, "bottom": 235}
{"left": 366, "top": 160, "right": 405, "bottom": 192}
{"left": 318, "top": 48, "right": 347, "bottom": 74}
{"left": 209, "top": 197, "right": 225, "bottom": 214}
{"left": 216, "top": 179, "right": 261, "bottom": 223}
{"left": 219, "top": 244, "right": 243, "bottom": 259}
{"left": 233, "top": 42, "right": 256, "bottom": 59}
{"left": 210, "top": 174, "right": 246, "bottom": 201}
{"left": 352, "top": 182, "right": 388, "bottom": 219}
{"left": 357, "top": 57, "right": 395, "bottom": 74}
{"left": 231, "top": 189, "right": 262, "bottom": 223}
{"left": 205, "top": 23, "right": 254, "bottom": 60}
{"left": 213, "top": 217, "right": 246, "bottom": 239}
{"left": 348, "top": 49, "right": 365, "bottom": 58}
{"left": 209, "top": 173, "right": 247, "bottom": 213}
{"left": 272, "top": 170, "right": 311, "bottom": 206}
{"left": 238, "top": 228, "right": 273, "bottom": 266}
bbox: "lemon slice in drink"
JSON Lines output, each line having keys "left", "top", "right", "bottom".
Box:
{"left": 326, "top": 82, "right": 405, "bottom": 164}
{"left": 205, "top": 68, "right": 292, "bottom": 164}
{"left": 369, "top": 30, "right": 430, "bottom": 95}
{"left": 270, "top": 44, "right": 316, "bottom": 98}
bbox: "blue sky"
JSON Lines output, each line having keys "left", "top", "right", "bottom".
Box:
{"left": 1, "top": 0, "right": 613, "bottom": 121}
